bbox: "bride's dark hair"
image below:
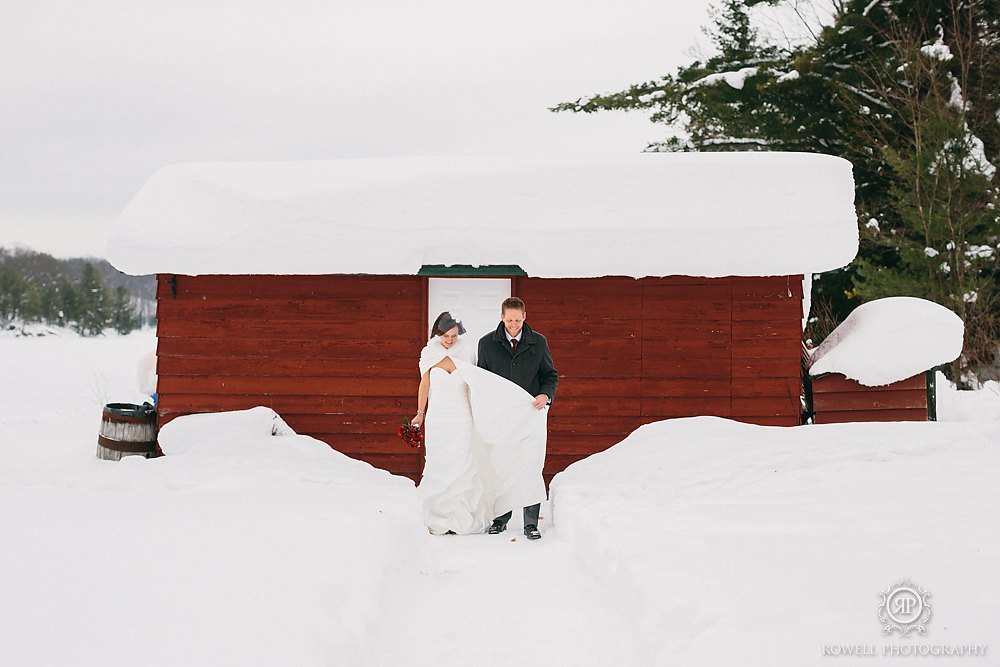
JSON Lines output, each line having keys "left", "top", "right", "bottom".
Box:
{"left": 430, "top": 311, "right": 465, "bottom": 339}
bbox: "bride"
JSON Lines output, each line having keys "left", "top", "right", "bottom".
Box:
{"left": 412, "top": 312, "right": 547, "bottom": 536}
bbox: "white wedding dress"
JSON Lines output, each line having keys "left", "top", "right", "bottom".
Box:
{"left": 417, "top": 336, "right": 547, "bottom": 535}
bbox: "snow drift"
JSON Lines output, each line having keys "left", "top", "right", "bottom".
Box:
{"left": 550, "top": 416, "right": 999, "bottom": 665}
{"left": 1, "top": 404, "right": 421, "bottom": 666}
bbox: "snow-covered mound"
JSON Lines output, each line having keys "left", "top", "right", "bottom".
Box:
{"left": 107, "top": 152, "right": 858, "bottom": 278}
{"left": 935, "top": 370, "right": 1000, "bottom": 421}
{"left": 550, "top": 416, "right": 999, "bottom": 665}
{"left": 1, "top": 404, "right": 421, "bottom": 666}
{"left": 809, "top": 296, "right": 964, "bottom": 386}
{"left": 0, "top": 321, "right": 102, "bottom": 338}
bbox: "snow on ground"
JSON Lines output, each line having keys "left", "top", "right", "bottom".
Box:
{"left": 362, "top": 521, "right": 652, "bottom": 667}
{"left": 0, "top": 330, "right": 421, "bottom": 666}
{"left": 936, "top": 371, "right": 1000, "bottom": 421}
{"left": 2, "top": 332, "right": 999, "bottom": 665}
{"left": 1, "top": 320, "right": 91, "bottom": 339}
{"left": 551, "top": 417, "right": 1000, "bottom": 665}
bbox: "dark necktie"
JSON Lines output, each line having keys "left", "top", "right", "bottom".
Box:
{"left": 510, "top": 337, "right": 518, "bottom": 355}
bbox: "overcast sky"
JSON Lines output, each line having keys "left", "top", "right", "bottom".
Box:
{"left": 0, "top": 1, "right": 720, "bottom": 259}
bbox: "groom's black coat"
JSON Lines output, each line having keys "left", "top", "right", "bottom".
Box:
{"left": 477, "top": 322, "right": 558, "bottom": 403}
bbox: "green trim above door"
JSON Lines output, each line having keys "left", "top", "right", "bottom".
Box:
{"left": 418, "top": 265, "right": 527, "bottom": 276}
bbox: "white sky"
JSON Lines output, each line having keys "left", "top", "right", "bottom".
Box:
{"left": 0, "top": 1, "right": 722, "bottom": 259}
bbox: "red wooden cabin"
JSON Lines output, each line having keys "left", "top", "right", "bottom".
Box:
{"left": 109, "top": 154, "right": 859, "bottom": 481}
{"left": 153, "top": 271, "right": 808, "bottom": 482}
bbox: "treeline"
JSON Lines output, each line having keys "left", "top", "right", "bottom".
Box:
{"left": 0, "top": 246, "right": 155, "bottom": 336}
{"left": 553, "top": 0, "right": 999, "bottom": 384}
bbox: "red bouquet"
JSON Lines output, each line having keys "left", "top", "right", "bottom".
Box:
{"left": 398, "top": 418, "right": 424, "bottom": 448}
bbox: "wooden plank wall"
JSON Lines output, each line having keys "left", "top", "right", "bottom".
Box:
{"left": 155, "top": 273, "right": 804, "bottom": 483}
{"left": 811, "top": 373, "right": 928, "bottom": 423}
{"left": 519, "top": 275, "right": 804, "bottom": 479}
{"left": 730, "top": 277, "right": 804, "bottom": 425}
{"left": 518, "top": 277, "right": 644, "bottom": 481}
{"left": 155, "top": 274, "right": 426, "bottom": 481}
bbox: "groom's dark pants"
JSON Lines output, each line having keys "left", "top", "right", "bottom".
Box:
{"left": 496, "top": 503, "right": 540, "bottom": 528}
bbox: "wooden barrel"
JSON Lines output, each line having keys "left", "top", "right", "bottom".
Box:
{"left": 97, "top": 403, "right": 159, "bottom": 460}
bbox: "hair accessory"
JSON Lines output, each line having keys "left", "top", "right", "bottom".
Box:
{"left": 438, "top": 312, "right": 467, "bottom": 335}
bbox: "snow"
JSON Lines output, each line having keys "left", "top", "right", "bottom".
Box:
{"left": 4, "top": 331, "right": 998, "bottom": 665}
{"left": 931, "top": 125, "right": 997, "bottom": 180}
{"left": 1, "top": 321, "right": 86, "bottom": 338}
{"left": 637, "top": 90, "right": 667, "bottom": 103}
{"left": 920, "top": 40, "right": 953, "bottom": 62}
{"left": 0, "top": 332, "right": 422, "bottom": 665}
{"left": 800, "top": 272, "right": 812, "bottom": 331}
{"left": 862, "top": 0, "right": 881, "bottom": 16}
{"left": 947, "top": 73, "right": 967, "bottom": 111}
{"left": 962, "top": 132, "right": 996, "bottom": 179}
{"left": 550, "top": 416, "right": 1000, "bottom": 664}
{"left": 809, "top": 297, "right": 964, "bottom": 386}
{"left": 136, "top": 349, "right": 156, "bottom": 396}
{"left": 936, "top": 371, "right": 1000, "bottom": 420}
{"left": 106, "top": 152, "right": 858, "bottom": 279}
{"left": 692, "top": 67, "right": 759, "bottom": 90}
{"left": 966, "top": 244, "right": 995, "bottom": 260}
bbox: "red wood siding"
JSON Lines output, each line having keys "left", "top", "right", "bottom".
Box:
{"left": 811, "top": 373, "right": 928, "bottom": 424}
{"left": 520, "top": 275, "right": 804, "bottom": 479}
{"left": 155, "top": 274, "right": 426, "bottom": 481}
{"left": 156, "top": 273, "right": 805, "bottom": 483}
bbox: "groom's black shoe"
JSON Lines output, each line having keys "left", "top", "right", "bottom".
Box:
{"left": 524, "top": 524, "right": 541, "bottom": 540}
{"left": 487, "top": 519, "right": 508, "bottom": 534}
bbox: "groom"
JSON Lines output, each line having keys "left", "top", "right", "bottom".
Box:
{"left": 478, "top": 296, "right": 558, "bottom": 540}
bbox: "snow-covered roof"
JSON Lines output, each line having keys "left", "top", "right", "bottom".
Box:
{"left": 808, "top": 297, "right": 964, "bottom": 386}
{"left": 106, "top": 152, "right": 858, "bottom": 278}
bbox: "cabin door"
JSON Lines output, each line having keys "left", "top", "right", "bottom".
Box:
{"left": 427, "top": 278, "right": 511, "bottom": 343}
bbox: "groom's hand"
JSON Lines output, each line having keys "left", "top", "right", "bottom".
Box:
{"left": 532, "top": 394, "right": 548, "bottom": 410}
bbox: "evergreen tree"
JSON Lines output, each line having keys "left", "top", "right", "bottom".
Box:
{"left": 56, "top": 276, "right": 77, "bottom": 328}
{"left": 110, "top": 286, "right": 139, "bottom": 335}
{"left": 0, "top": 246, "right": 151, "bottom": 335}
{"left": 842, "top": 2, "right": 999, "bottom": 381}
{"left": 37, "top": 281, "right": 61, "bottom": 323}
{"left": 20, "top": 283, "right": 44, "bottom": 323}
{"left": 552, "top": 0, "right": 1000, "bottom": 383}
{"left": 0, "top": 265, "right": 27, "bottom": 327}
{"left": 75, "top": 263, "right": 112, "bottom": 336}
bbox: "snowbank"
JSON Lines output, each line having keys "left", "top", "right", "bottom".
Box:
{"left": 0, "top": 398, "right": 421, "bottom": 666}
{"left": 809, "top": 297, "right": 964, "bottom": 386}
{"left": 107, "top": 152, "right": 858, "bottom": 278}
{"left": 0, "top": 321, "right": 133, "bottom": 339}
{"left": 136, "top": 349, "right": 157, "bottom": 396}
{"left": 935, "top": 370, "right": 1000, "bottom": 421}
{"left": 550, "top": 416, "right": 1000, "bottom": 665}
